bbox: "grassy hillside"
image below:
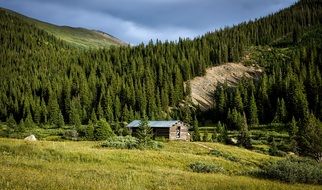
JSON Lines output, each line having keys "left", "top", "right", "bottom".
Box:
{"left": 0, "top": 138, "right": 321, "bottom": 190}
{"left": 0, "top": 7, "right": 126, "bottom": 48}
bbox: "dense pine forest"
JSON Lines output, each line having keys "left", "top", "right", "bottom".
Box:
{"left": 0, "top": 0, "right": 321, "bottom": 158}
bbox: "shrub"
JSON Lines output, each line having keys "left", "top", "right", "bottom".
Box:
{"left": 94, "top": 119, "right": 115, "bottom": 140}
{"left": 101, "top": 136, "right": 139, "bottom": 149}
{"left": 210, "top": 149, "right": 240, "bottom": 162}
{"left": 145, "top": 140, "right": 164, "bottom": 149}
{"left": 189, "top": 162, "right": 224, "bottom": 173}
{"left": 154, "top": 136, "right": 167, "bottom": 142}
{"left": 101, "top": 136, "right": 163, "bottom": 150}
{"left": 255, "top": 157, "right": 322, "bottom": 184}
{"left": 63, "top": 130, "right": 78, "bottom": 140}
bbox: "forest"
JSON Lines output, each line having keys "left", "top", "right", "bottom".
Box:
{"left": 0, "top": 0, "right": 321, "bottom": 159}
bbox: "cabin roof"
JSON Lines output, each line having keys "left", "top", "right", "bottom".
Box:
{"left": 127, "top": 120, "right": 180, "bottom": 128}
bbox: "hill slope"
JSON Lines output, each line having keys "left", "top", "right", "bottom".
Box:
{"left": 0, "top": 7, "right": 126, "bottom": 48}
{"left": 0, "top": 138, "right": 320, "bottom": 190}
{"left": 0, "top": 0, "right": 321, "bottom": 131}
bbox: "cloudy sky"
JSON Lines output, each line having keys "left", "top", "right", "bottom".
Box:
{"left": 0, "top": 0, "right": 297, "bottom": 44}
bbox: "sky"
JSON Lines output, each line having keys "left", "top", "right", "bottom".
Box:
{"left": 0, "top": 0, "right": 297, "bottom": 45}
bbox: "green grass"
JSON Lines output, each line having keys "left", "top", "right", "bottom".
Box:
{"left": 1, "top": 7, "right": 126, "bottom": 49}
{"left": 30, "top": 22, "right": 125, "bottom": 49}
{"left": 0, "top": 138, "right": 321, "bottom": 190}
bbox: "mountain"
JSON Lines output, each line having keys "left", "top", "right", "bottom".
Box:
{"left": 0, "top": 7, "right": 126, "bottom": 48}
{"left": 0, "top": 0, "right": 321, "bottom": 157}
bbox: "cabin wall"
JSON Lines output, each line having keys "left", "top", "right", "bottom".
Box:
{"left": 169, "top": 122, "right": 190, "bottom": 141}
{"left": 152, "top": 128, "right": 170, "bottom": 139}
{"left": 129, "top": 127, "right": 169, "bottom": 139}
{"left": 128, "top": 121, "right": 190, "bottom": 141}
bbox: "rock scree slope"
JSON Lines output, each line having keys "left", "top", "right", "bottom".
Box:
{"left": 189, "top": 63, "right": 262, "bottom": 111}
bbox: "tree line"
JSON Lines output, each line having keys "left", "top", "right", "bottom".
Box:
{"left": 0, "top": 0, "right": 321, "bottom": 132}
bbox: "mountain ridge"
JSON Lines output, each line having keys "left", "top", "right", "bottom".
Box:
{"left": 0, "top": 7, "right": 127, "bottom": 48}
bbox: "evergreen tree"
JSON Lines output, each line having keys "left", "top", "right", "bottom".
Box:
{"left": 90, "top": 109, "right": 97, "bottom": 124}
{"left": 24, "top": 112, "right": 34, "bottom": 128}
{"left": 297, "top": 113, "right": 322, "bottom": 161}
{"left": 248, "top": 92, "right": 259, "bottom": 126}
{"left": 237, "top": 113, "right": 252, "bottom": 149}
{"left": 137, "top": 118, "right": 153, "bottom": 147}
{"left": 85, "top": 121, "right": 94, "bottom": 140}
{"left": 48, "top": 94, "right": 61, "bottom": 127}
{"left": 288, "top": 116, "right": 298, "bottom": 153}
{"left": 192, "top": 117, "right": 201, "bottom": 141}
{"left": 57, "top": 111, "right": 65, "bottom": 128}
{"left": 273, "top": 98, "right": 287, "bottom": 123}
{"left": 6, "top": 114, "right": 17, "bottom": 129}
{"left": 269, "top": 138, "right": 279, "bottom": 156}
{"left": 97, "top": 103, "right": 104, "bottom": 120}
{"left": 203, "top": 129, "right": 209, "bottom": 142}
{"left": 212, "top": 126, "right": 218, "bottom": 142}
{"left": 69, "top": 99, "right": 81, "bottom": 127}
{"left": 217, "top": 122, "right": 228, "bottom": 143}
{"left": 94, "top": 119, "right": 115, "bottom": 140}
{"left": 233, "top": 89, "right": 244, "bottom": 113}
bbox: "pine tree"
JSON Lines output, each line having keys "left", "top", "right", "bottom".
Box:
{"left": 203, "top": 129, "right": 209, "bottom": 142}
{"left": 6, "top": 114, "right": 17, "bottom": 129}
{"left": 215, "top": 86, "right": 226, "bottom": 119}
{"left": 85, "top": 121, "right": 94, "bottom": 140}
{"left": 90, "top": 109, "right": 97, "bottom": 124}
{"left": 237, "top": 113, "right": 252, "bottom": 149}
{"left": 297, "top": 113, "right": 322, "bottom": 161}
{"left": 233, "top": 89, "right": 244, "bottom": 113}
{"left": 269, "top": 138, "right": 279, "bottom": 156}
{"left": 248, "top": 92, "right": 258, "bottom": 126}
{"left": 288, "top": 116, "right": 298, "bottom": 153}
{"left": 217, "top": 122, "right": 228, "bottom": 143}
{"left": 137, "top": 118, "right": 153, "bottom": 147}
{"left": 94, "top": 119, "right": 115, "bottom": 140}
{"left": 48, "top": 94, "right": 60, "bottom": 127}
{"left": 97, "top": 103, "right": 104, "bottom": 120}
{"left": 273, "top": 98, "right": 287, "bottom": 123}
{"left": 57, "top": 111, "right": 65, "bottom": 128}
{"left": 212, "top": 126, "right": 218, "bottom": 142}
{"left": 24, "top": 112, "right": 34, "bottom": 128}
{"left": 192, "top": 117, "right": 201, "bottom": 141}
{"left": 69, "top": 99, "right": 81, "bottom": 127}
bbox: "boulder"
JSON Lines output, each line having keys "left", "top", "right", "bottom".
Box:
{"left": 24, "top": 134, "right": 37, "bottom": 141}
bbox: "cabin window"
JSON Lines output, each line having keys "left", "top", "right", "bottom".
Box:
{"left": 176, "top": 127, "right": 181, "bottom": 138}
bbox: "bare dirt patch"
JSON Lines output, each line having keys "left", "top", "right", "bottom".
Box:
{"left": 188, "top": 63, "right": 262, "bottom": 111}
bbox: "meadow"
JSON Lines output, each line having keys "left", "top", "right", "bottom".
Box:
{"left": 0, "top": 138, "right": 321, "bottom": 190}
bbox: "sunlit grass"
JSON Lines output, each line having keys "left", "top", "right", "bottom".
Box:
{"left": 0, "top": 138, "right": 320, "bottom": 190}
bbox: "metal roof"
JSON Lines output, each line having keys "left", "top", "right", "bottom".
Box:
{"left": 127, "top": 120, "right": 180, "bottom": 128}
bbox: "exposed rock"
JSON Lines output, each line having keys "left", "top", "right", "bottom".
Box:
{"left": 188, "top": 63, "right": 262, "bottom": 111}
{"left": 24, "top": 134, "right": 37, "bottom": 141}
{"left": 230, "top": 138, "right": 238, "bottom": 144}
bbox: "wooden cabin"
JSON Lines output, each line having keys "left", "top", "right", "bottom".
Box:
{"left": 127, "top": 120, "right": 190, "bottom": 141}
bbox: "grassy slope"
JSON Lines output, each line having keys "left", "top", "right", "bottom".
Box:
{"left": 0, "top": 7, "right": 126, "bottom": 49}
{"left": 0, "top": 138, "right": 321, "bottom": 190}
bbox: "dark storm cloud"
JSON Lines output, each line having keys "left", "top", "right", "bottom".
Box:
{"left": 0, "top": 0, "right": 297, "bottom": 44}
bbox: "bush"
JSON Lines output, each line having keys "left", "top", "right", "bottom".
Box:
{"left": 94, "top": 119, "right": 115, "bottom": 140}
{"left": 101, "top": 136, "right": 163, "bottom": 150}
{"left": 255, "top": 157, "right": 322, "bottom": 184}
{"left": 63, "top": 130, "right": 78, "bottom": 140}
{"left": 145, "top": 140, "right": 164, "bottom": 149}
{"left": 101, "top": 136, "right": 139, "bottom": 149}
{"left": 210, "top": 149, "right": 240, "bottom": 162}
{"left": 189, "top": 162, "right": 224, "bottom": 173}
{"left": 154, "top": 136, "right": 168, "bottom": 142}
